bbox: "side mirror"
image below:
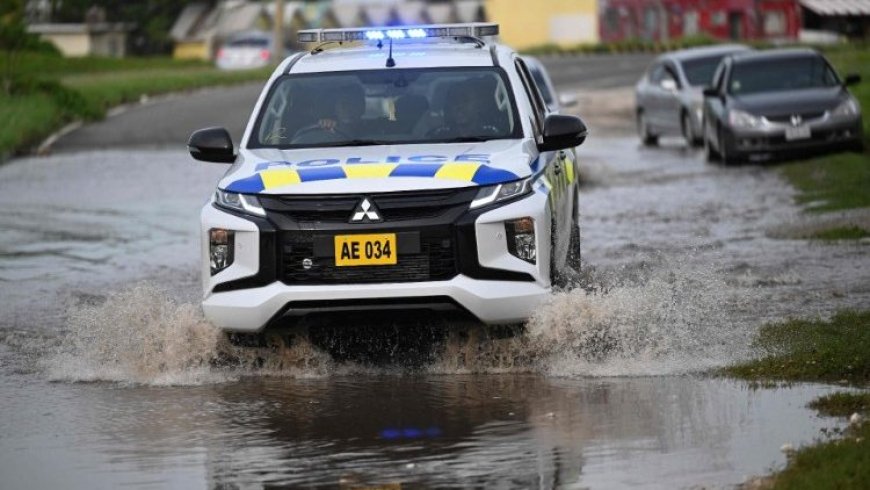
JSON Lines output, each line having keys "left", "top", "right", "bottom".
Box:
{"left": 702, "top": 86, "right": 719, "bottom": 97}
{"left": 188, "top": 127, "right": 235, "bottom": 163}
{"left": 661, "top": 79, "right": 678, "bottom": 92}
{"left": 844, "top": 73, "right": 861, "bottom": 86}
{"left": 539, "top": 114, "right": 587, "bottom": 152}
{"left": 558, "top": 93, "right": 578, "bottom": 108}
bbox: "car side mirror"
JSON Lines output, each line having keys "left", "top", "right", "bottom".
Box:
{"left": 188, "top": 127, "right": 235, "bottom": 163}
{"left": 539, "top": 114, "right": 587, "bottom": 152}
{"left": 844, "top": 73, "right": 861, "bottom": 86}
{"left": 702, "top": 87, "right": 719, "bottom": 97}
{"left": 661, "top": 79, "right": 678, "bottom": 92}
{"left": 558, "top": 93, "right": 578, "bottom": 108}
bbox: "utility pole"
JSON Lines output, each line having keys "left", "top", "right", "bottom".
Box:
{"left": 273, "top": 0, "right": 284, "bottom": 63}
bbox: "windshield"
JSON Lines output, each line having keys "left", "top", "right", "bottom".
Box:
{"left": 682, "top": 55, "right": 728, "bottom": 86}
{"left": 251, "top": 67, "right": 521, "bottom": 148}
{"left": 728, "top": 56, "right": 840, "bottom": 95}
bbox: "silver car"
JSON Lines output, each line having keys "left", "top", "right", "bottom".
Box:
{"left": 523, "top": 56, "right": 577, "bottom": 114}
{"left": 635, "top": 44, "right": 749, "bottom": 146}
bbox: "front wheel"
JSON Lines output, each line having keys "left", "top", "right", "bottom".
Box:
{"left": 550, "top": 208, "right": 581, "bottom": 290}
{"left": 704, "top": 121, "right": 721, "bottom": 163}
{"left": 637, "top": 111, "right": 659, "bottom": 146}
{"left": 682, "top": 112, "right": 702, "bottom": 147}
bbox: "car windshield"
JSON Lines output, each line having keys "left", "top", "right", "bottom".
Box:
{"left": 252, "top": 67, "right": 521, "bottom": 148}
{"left": 228, "top": 38, "right": 269, "bottom": 48}
{"left": 682, "top": 55, "right": 728, "bottom": 86}
{"left": 728, "top": 56, "right": 840, "bottom": 95}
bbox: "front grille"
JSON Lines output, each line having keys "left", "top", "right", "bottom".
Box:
{"left": 765, "top": 111, "right": 826, "bottom": 124}
{"left": 263, "top": 188, "right": 473, "bottom": 224}
{"left": 280, "top": 229, "right": 457, "bottom": 285}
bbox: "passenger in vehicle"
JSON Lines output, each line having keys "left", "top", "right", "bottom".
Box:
{"left": 430, "top": 80, "right": 501, "bottom": 139}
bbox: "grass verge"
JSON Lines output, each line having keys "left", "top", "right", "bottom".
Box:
{"left": 724, "top": 310, "right": 870, "bottom": 385}
{"left": 0, "top": 53, "right": 271, "bottom": 157}
{"left": 809, "top": 392, "right": 870, "bottom": 417}
{"left": 726, "top": 314, "right": 870, "bottom": 489}
{"left": 764, "top": 420, "right": 870, "bottom": 489}
{"left": 811, "top": 226, "right": 870, "bottom": 241}
{"left": 780, "top": 152, "right": 870, "bottom": 213}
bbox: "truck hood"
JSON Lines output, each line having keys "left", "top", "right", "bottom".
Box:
{"left": 220, "top": 139, "right": 536, "bottom": 195}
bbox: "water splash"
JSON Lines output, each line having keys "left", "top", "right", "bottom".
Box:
{"left": 527, "top": 259, "right": 750, "bottom": 377}
{"left": 41, "top": 255, "right": 753, "bottom": 385}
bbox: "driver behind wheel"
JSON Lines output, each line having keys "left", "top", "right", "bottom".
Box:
{"left": 292, "top": 83, "right": 366, "bottom": 143}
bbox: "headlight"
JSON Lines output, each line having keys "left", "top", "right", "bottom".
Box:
{"left": 728, "top": 109, "right": 764, "bottom": 129}
{"left": 831, "top": 98, "right": 860, "bottom": 118}
{"left": 470, "top": 178, "right": 533, "bottom": 209}
{"left": 214, "top": 189, "right": 266, "bottom": 217}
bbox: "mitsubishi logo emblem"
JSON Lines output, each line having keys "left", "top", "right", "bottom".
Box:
{"left": 790, "top": 114, "right": 802, "bottom": 127}
{"left": 351, "top": 198, "right": 381, "bottom": 223}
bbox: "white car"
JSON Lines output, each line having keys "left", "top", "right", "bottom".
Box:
{"left": 188, "top": 23, "right": 587, "bottom": 333}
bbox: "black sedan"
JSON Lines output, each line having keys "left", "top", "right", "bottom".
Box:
{"left": 702, "top": 49, "right": 863, "bottom": 164}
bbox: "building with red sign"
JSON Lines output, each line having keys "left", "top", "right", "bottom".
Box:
{"left": 599, "top": 0, "right": 801, "bottom": 42}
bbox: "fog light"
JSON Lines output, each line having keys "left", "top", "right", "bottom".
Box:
{"left": 210, "top": 228, "right": 234, "bottom": 275}
{"left": 505, "top": 217, "right": 536, "bottom": 264}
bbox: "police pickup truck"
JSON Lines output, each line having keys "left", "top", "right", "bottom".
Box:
{"left": 188, "top": 23, "right": 587, "bottom": 332}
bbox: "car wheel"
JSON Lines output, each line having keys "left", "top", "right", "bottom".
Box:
{"left": 719, "top": 128, "right": 739, "bottom": 166}
{"left": 550, "top": 203, "right": 581, "bottom": 290}
{"left": 704, "top": 122, "right": 721, "bottom": 162}
{"left": 637, "top": 111, "right": 659, "bottom": 146}
{"left": 682, "top": 112, "right": 701, "bottom": 147}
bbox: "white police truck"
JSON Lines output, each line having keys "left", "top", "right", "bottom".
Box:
{"left": 189, "top": 23, "right": 586, "bottom": 332}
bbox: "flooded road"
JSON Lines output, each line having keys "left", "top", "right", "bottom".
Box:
{"left": 2, "top": 76, "right": 870, "bottom": 486}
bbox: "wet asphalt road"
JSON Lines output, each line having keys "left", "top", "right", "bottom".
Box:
{"left": 2, "top": 54, "right": 869, "bottom": 488}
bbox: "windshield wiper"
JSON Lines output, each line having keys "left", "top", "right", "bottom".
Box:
{"left": 437, "top": 136, "right": 494, "bottom": 143}
{"left": 316, "top": 139, "right": 393, "bottom": 148}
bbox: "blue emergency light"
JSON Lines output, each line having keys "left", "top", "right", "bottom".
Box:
{"left": 297, "top": 23, "right": 499, "bottom": 43}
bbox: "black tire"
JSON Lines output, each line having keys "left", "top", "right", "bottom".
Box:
{"left": 719, "top": 128, "right": 740, "bottom": 166}
{"left": 682, "top": 111, "right": 702, "bottom": 147}
{"left": 637, "top": 111, "right": 659, "bottom": 146}
{"left": 704, "top": 121, "right": 721, "bottom": 163}
{"left": 550, "top": 199, "right": 581, "bottom": 290}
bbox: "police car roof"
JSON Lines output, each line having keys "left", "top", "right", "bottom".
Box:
{"left": 284, "top": 41, "right": 510, "bottom": 74}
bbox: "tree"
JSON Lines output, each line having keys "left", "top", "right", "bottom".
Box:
{"left": 1, "top": 0, "right": 56, "bottom": 94}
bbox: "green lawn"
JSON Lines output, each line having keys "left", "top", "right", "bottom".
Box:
{"left": 0, "top": 53, "right": 271, "bottom": 157}
{"left": 725, "top": 313, "right": 870, "bottom": 488}
{"left": 767, "top": 421, "right": 870, "bottom": 490}
{"left": 780, "top": 152, "right": 870, "bottom": 213}
{"left": 724, "top": 310, "right": 870, "bottom": 385}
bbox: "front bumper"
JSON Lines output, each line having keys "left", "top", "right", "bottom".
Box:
{"left": 203, "top": 277, "right": 550, "bottom": 331}
{"left": 200, "top": 188, "right": 552, "bottom": 331}
{"left": 724, "top": 117, "right": 863, "bottom": 158}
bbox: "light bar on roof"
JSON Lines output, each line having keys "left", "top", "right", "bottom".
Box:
{"left": 297, "top": 23, "right": 499, "bottom": 43}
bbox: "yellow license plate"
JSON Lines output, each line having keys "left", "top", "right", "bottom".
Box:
{"left": 334, "top": 233, "right": 397, "bottom": 266}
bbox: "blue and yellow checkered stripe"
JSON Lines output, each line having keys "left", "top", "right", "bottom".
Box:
{"left": 225, "top": 162, "right": 520, "bottom": 193}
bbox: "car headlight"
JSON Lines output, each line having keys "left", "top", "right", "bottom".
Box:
{"left": 470, "top": 178, "right": 533, "bottom": 209}
{"left": 214, "top": 189, "right": 266, "bottom": 217}
{"left": 831, "top": 98, "right": 861, "bottom": 118}
{"left": 728, "top": 109, "right": 764, "bottom": 129}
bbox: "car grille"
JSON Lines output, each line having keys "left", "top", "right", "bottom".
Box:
{"left": 280, "top": 229, "right": 457, "bottom": 284}
{"left": 764, "top": 111, "right": 826, "bottom": 124}
{"left": 263, "top": 188, "right": 470, "bottom": 224}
